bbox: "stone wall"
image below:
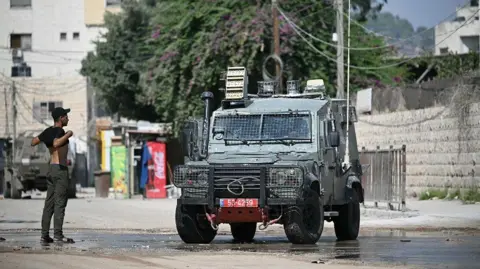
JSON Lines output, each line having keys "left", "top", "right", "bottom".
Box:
{"left": 351, "top": 71, "right": 480, "bottom": 114}
{"left": 356, "top": 84, "right": 480, "bottom": 196}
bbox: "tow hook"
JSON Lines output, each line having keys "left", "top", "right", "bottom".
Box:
{"left": 204, "top": 207, "right": 219, "bottom": 231}
{"left": 258, "top": 207, "right": 283, "bottom": 230}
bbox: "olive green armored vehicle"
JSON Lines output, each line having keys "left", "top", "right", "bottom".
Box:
{"left": 174, "top": 66, "right": 364, "bottom": 244}
{"left": 2, "top": 130, "right": 76, "bottom": 199}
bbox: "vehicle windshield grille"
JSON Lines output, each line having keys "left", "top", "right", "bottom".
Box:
{"left": 213, "top": 112, "right": 311, "bottom": 141}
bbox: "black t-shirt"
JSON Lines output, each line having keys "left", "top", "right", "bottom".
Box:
{"left": 38, "top": 127, "right": 69, "bottom": 148}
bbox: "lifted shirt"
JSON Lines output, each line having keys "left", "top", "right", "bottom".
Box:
{"left": 38, "top": 127, "right": 69, "bottom": 148}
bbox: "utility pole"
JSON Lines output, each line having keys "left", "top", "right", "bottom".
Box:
{"left": 3, "top": 87, "right": 9, "bottom": 138}
{"left": 4, "top": 86, "right": 11, "bottom": 167}
{"left": 272, "top": 0, "right": 282, "bottom": 92}
{"left": 335, "top": 0, "right": 345, "bottom": 98}
{"left": 11, "top": 81, "right": 17, "bottom": 159}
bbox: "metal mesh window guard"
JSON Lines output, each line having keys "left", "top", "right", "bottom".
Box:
{"left": 213, "top": 112, "right": 312, "bottom": 142}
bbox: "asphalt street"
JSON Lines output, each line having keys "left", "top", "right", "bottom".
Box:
{"left": 0, "top": 229, "right": 479, "bottom": 269}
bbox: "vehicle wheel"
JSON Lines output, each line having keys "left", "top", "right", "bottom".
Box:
{"left": 230, "top": 222, "right": 257, "bottom": 243}
{"left": 68, "top": 174, "right": 77, "bottom": 198}
{"left": 3, "top": 179, "right": 11, "bottom": 198}
{"left": 283, "top": 189, "right": 324, "bottom": 244}
{"left": 175, "top": 202, "right": 217, "bottom": 244}
{"left": 10, "top": 178, "right": 22, "bottom": 199}
{"left": 333, "top": 189, "right": 361, "bottom": 241}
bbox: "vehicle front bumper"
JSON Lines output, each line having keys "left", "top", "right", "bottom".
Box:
{"left": 173, "top": 165, "right": 305, "bottom": 208}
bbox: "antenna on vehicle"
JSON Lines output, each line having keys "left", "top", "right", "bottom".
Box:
{"left": 342, "top": 0, "right": 352, "bottom": 171}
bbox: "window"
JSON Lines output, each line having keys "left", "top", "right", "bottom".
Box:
{"left": 213, "top": 112, "right": 312, "bottom": 142}
{"left": 106, "top": 0, "right": 122, "bottom": 6}
{"left": 32, "top": 101, "right": 63, "bottom": 121}
{"left": 10, "top": 34, "right": 32, "bottom": 50}
{"left": 60, "top": 32, "right": 67, "bottom": 41}
{"left": 439, "top": 47, "right": 449, "bottom": 55}
{"left": 10, "top": 0, "right": 31, "bottom": 8}
{"left": 73, "top": 32, "right": 80, "bottom": 40}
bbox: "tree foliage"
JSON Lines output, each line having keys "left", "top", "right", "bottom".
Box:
{"left": 364, "top": 11, "right": 435, "bottom": 56}
{"left": 82, "top": 0, "right": 406, "bottom": 133}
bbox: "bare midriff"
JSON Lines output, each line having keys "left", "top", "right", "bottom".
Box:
{"left": 48, "top": 143, "right": 69, "bottom": 166}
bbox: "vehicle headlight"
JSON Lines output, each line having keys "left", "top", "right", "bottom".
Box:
{"left": 197, "top": 172, "right": 209, "bottom": 186}
{"left": 173, "top": 166, "right": 209, "bottom": 187}
{"left": 269, "top": 167, "right": 303, "bottom": 186}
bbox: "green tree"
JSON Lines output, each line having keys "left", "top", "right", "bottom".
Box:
{"left": 364, "top": 11, "right": 435, "bottom": 55}
{"left": 82, "top": 0, "right": 403, "bottom": 133}
{"left": 80, "top": 0, "right": 157, "bottom": 121}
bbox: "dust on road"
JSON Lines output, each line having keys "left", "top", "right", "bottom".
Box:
{"left": 0, "top": 229, "right": 479, "bottom": 269}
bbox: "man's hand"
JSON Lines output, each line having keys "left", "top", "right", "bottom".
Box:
{"left": 53, "top": 130, "right": 73, "bottom": 148}
{"left": 31, "top": 137, "right": 41, "bottom": 147}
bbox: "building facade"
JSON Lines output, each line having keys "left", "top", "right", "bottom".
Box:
{"left": 0, "top": 0, "right": 122, "bottom": 78}
{"left": 435, "top": 0, "right": 480, "bottom": 55}
{"left": 0, "top": 76, "right": 88, "bottom": 138}
{"left": 0, "top": 0, "right": 123, "bottom": 159}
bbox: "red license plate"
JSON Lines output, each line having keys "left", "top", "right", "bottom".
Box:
{"left": 219, "top": 198, "right": 259, "bottom": 208}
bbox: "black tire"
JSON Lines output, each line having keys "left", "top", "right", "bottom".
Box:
{"left": 230, "top": 222, "right": 257, "bottom": 243}
{"left": 175, "top": 202, "right": 217, "bottom": 244}
{"left": 10, "top": 177, "right": 22, "bottom": 199}
{"left": 3, "top": 179, "right": 11, "bottom": 198}
{"left": 334, "top": 189, "right": 361, "bottom": 241}
{"left": 283, "top": 189, "right": 324, "bottom": 244}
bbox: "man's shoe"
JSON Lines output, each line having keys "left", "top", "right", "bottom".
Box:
{"left": 40, "top": 236, "right": 54, "bottom": 243}
{"left": 54, "top": 236, "right": 75, "bottom": 244}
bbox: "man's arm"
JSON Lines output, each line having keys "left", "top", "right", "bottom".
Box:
{"left": 31, "top": 129, "right": 47, "bottom": 147}
{"left": 53, "top": 130, "right": 73, "bottom": 148}
{"left": 31, "top": 137, "right": 41, "bottom": 146}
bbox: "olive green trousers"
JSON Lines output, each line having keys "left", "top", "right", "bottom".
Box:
{"left": 41, "top": 164, "right": 69, "bottom": 238}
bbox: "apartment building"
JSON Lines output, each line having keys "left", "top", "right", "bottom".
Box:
{"left": 0, "top": 0, "right": 122, "bottom": 77}
{"left": 0, "top": 76, "right": 88, "bottom": 137}
{"left": 0, "top": 0, "right": 123, "bottom": 155}
{"left": 435, "top": 0, "right": 480, "bottom": 55}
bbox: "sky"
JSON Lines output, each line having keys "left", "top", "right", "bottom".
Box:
{"left": 381, "top": 0, "right": 470, "bottom": 29}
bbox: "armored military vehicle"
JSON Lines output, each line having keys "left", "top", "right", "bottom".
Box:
{"left": 2, "top": 130, "right": 76, "bottom": 199}
{"left": 173, "top": 67, "right": 364, "bottom": 244}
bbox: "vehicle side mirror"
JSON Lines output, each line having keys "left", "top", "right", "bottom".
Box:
{"left": 328, "top": 131, "right": 340, "bottom": 147}
{"left": 181, "top": 123, "right": 196, "bottom": 158}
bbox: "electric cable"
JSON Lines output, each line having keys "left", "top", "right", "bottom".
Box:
{"left": 278, "top": 7, "right": 480, "bottom": 70}
{"left": 278, "top": 1, "right": 469, "bottom": 51}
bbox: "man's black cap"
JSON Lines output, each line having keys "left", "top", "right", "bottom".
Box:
{"left": 51, "top": 107, "right": 71, "bottom": 120}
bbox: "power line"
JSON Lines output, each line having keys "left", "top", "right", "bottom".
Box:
{"left": 278, "top": 7, "right": 480, "bottom": 70}
{"left": 279, "top": 1, "right": 469, "bottom": 52}
{"left": 0, "top": 77, "right": 86, "bottom": 95}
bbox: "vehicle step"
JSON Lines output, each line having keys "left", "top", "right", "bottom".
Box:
{"left": 324, "top": 211, "right": 339, "bottom": 217}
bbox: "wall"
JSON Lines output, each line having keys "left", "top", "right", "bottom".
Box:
{"left": 0, "top": 0, "right": 87, "bottom": 77}
{"left": 0, "top": 75, "right": 88, "bottom": 140}
{"left": 84, "top": 0, "right": 121, "bottom": 26}
{"left": 356, "top": 83, "right": 480, "bottom": 196}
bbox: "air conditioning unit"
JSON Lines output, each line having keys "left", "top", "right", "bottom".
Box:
{"left": 12, "top": 49, "right": 24, "bottom": 64}
{"left": 11, "top": 64, "right": 31, "bottom": 77}
{"left": 12, "top": 48, "right": 23, "bottom": 58}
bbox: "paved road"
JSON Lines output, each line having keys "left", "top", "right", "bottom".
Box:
{"left": 0, "top": 229, "right": 479, "bottom": 269}
{"left": 1, "top": 197, "right": 480, "bottom": 268}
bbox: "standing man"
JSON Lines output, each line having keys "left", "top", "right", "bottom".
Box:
{"left": 31, "top": 107, "right": 75, "bottom": 243}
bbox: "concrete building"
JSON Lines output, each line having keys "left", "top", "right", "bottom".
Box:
{"left": 0, "top": 0, "right": 122, "bottom": 78}
{"left": 435, "top": 0, "right": 480, "bottom": 55}
{"left": 0, "top": 0, "right": 123, "bottom": 159}
{"left": 0, "top": 76, "right": 88, "bottom": 140}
